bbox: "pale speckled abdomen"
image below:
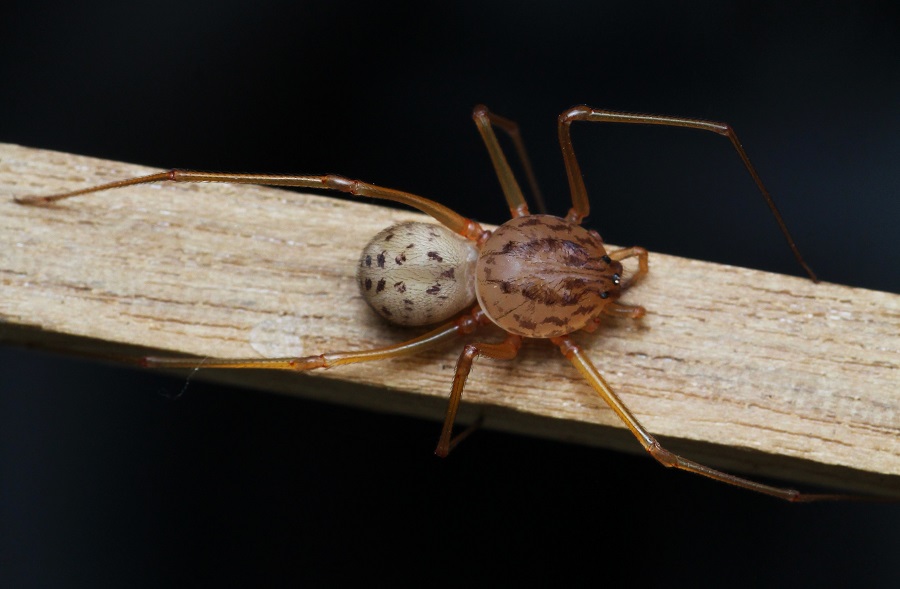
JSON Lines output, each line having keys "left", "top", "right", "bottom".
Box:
{"left": 475, "top": 215, "right": 620, "bottom": 338}
{"left": 357, "top": 222, "right": 479, "bottom": 326}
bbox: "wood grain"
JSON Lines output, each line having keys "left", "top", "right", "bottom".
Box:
{"left": 1, "top": 143, "right": 897, "bottom": 496}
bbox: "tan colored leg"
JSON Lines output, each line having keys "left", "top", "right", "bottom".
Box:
{"left": 556, "top": 106, "right": 817, "bottom": 282}
{"left": 552, "top": 334, "right": 857, "bottom": 502}
{"left": 607, "top": 246, "right": 649, "bottom": 291}
{"left": 472, "top": 105, "right": 546, "bottom": 217}
{"left": 435, "top": 333, "right": 523, "bottom": 457}
{"left": 143, "top": 306, "right": 489, "bottom": 371}
{"left": 600, "top": 301, "right": 646, "bottom": 320}
{"left": 15, "top": 170, "right": 486, "bottom": 242}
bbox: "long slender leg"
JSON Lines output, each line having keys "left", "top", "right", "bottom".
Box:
{"left": 435, "top": 333, "right": 523, "bottom": 457}
{"left": 552, "top": 335, "right": 857, "bottom": 502}
{"left": 557, "top": 106, "right": 817, "bottom": 282}
{"left": 139, "top": 306, "right": 489, "bottom": 371}
{"left": 472, "top": 105, "right": 547, "bottom": 217}
{"left": 15, "top": 171, "right": 487, "bottom": 242}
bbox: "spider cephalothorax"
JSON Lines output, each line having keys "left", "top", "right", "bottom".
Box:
{"left": 476, "top": 214, "right": 624, "bottom": 338}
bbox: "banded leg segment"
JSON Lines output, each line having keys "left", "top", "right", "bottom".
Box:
{"left": 556, "top": 106, "right": 817, "bottom": 281}
{"left": 553, "top": 335, "right": 855, "bottom": 502}
{"left": 435, "top": 333, "right": 524, "bottom": 457}
{"left": 472, "top": 105, "right": 546, "bottom": 217}
{"left": 16, "top": 170, "right": 486, "bottom": 242}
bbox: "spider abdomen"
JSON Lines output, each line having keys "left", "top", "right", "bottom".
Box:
{"left": 475, "top": 215, "right": 620, "bottom": 338}
{"left": 357, "top": 221, "right": 479, "bottom": 326}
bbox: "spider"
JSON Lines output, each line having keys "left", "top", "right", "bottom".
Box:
{"left": 18, "top": 104, "right": 847, "bottom": 502}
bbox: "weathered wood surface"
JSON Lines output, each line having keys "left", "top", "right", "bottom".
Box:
{"left": 1, "top": 143, "right": 897, "bottom": 495}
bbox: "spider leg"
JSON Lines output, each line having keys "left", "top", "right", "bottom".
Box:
{"left": 556, "top": 106, "right": 816, "bottom": 281}
{"left": 15, "top": 171, "right": 486, "bottom": 242}
{"left": 472, "top": 105, "right": 547, "bottom": 217}
{"left": 581, "top": 300, "right": 646, "bottom": 334}
{"left": 552, "top": 334, "right": 857, "bottom": 502}
{"left": 435, "top": 333, "right": 523, "bottom": 457}
{"left": 142, "top": 306, "right": 489, "bottom": 371}
{"left": 600, "top": 302, "right": 646, "bottom": 320}
{"left": 608, "top": 245, "right": 649, "bottom": 291}
{"left": 580, "top": 245, "right": 649, "bottom": 330}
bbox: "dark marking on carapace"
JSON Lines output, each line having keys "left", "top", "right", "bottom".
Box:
{"left": 380, "top": 306, "right": 392, "bottom": 317}
{"left": 573, "top": 233, "right": 598, "bottom": 248}
{"left": 364, "top": 278, "right": 373, "bottom": 291}
{"left": 500, "top": 240, "right": 520, "bottom": 254}
{"left": 476, "top": 215, "right": 613, "bottom": 338}
{"left": 517, "top": 218, "right": 573, "bottom": 233}
{"left": 427, "top": 251, "right": 444, "bottom": 262}
{"left": 498, "top": 237, "right": 591, "bottom": 269}
{"left": 426, "top": 284, "right": 441, "bottom": 295}
{"left": 440, "top": 268, "right": 455, "bottom": 279}
{"left": 542, "top": 316, "right": 568, "bottom": 326}
{"left": 376, "top": 278, "right": 386, "bottom": 293}
{"left": 364, "top": 255, "right": 372, "bottom": 267}
{"left": 513, "top": 314, "right": 537, "bottom": 331}
{"left": 394, "top": 281, "right": 407, "bottom": 293}
{"left": 377, "top": 251, "right": 386, "bottom": 268}
{"left": 384, "top": 232, "right": 394, "bottom": 241}
{"left": 510, "top": 278, "right": 589, "bottom": 307}
{"left": 395, "top": 253, "right": 406, "bottom": 265}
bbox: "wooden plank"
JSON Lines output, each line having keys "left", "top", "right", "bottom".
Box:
{"left": 1, "top": 143, "right": 897, "bottom": 496}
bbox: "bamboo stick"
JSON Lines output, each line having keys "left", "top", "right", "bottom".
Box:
{"left": 1, "top": 143, "right": 897, "bottom": 496}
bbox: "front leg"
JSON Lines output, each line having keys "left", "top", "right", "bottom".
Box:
{"left": 555, "top": 105, "right": 817, "bottom": 281}
{"left": 15, "top": 170, "right": 487, "bottom": 242}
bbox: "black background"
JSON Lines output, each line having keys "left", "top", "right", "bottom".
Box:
{"left": 2, "top": 1, "right": 899, "bottom": 586}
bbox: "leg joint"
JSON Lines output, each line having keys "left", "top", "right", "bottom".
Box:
{"left": 559, "top": 105, "right": 593, "bottom": 125}
{"left": 323, "top": 175, "right": 360, "bottom": 194}
{"left": 472, "top": 104, "right": 489, "bottom": 121}
{"left": 647, "top": 440, "right": 677, "bottom": 468}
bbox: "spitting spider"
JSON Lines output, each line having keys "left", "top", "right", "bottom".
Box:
{"left": 18, "top": 104, "right": 851, "bottom": 502}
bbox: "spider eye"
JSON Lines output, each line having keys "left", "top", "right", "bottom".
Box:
{"left": 601, "top": 254, "right": 612, "bottom": 264}
{"left": 600, "top": 291, "right": 610, "bottom": 299}
{"left": 613, "top": 273, "right": 621, "bottom": 285}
